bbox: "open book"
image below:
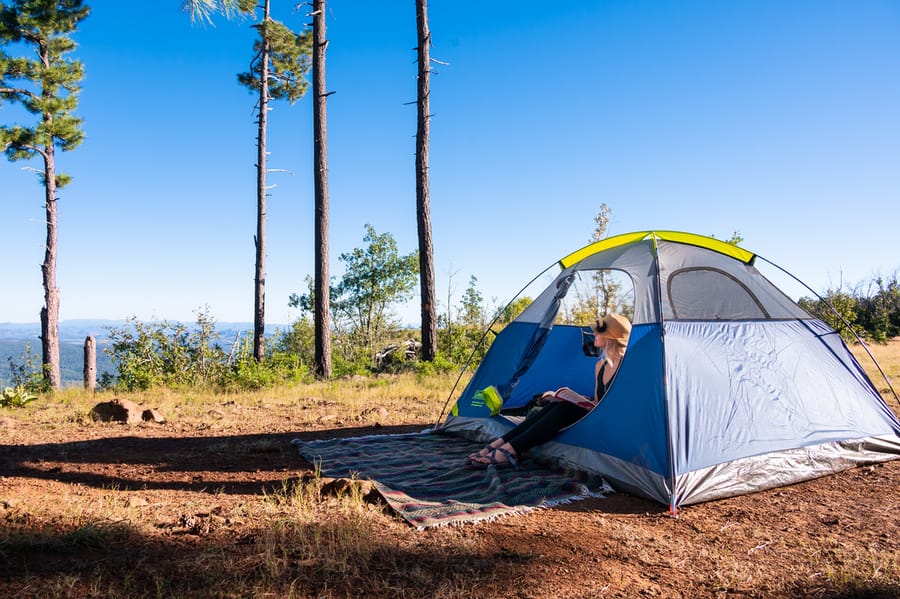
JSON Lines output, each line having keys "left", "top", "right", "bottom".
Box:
{"left": 543, "top": 387, "right": 595, "bottom": 409}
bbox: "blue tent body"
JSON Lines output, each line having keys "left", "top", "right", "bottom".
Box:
{"left": 441, "top": 231, "right": 900, "bottom": 511}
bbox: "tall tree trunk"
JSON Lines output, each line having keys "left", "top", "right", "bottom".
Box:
{"left": 312, "top": 0, "right": 332, "bottom": 379}
{"left": 253, "top": 0, "right": 272, "bottom": 362}
{"left": 83, "top": 335, "right": 96, "bottom": 391}
{"left": 41, "top": 143, "right": 61, "bottom": 389}
{"left": 415, "top": 0, "right": 437, "bottom": 362}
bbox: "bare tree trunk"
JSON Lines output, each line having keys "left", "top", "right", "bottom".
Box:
{"left": 312, "top": 0, "right": 332, "bottom": 379}
{"left": 415, "top": 0, "right": 437, "bottom": 362}
{"left": 83, "top": 335, "right": 96, "bottom": 391}
{"left": 41, "top": 143, "right": 61, "bottom": 389}
{"left": 253, "top": 0, "right": 272, "bottom": 362}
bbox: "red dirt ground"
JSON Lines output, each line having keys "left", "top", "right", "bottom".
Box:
{"left": 2, "top": 413, "right": 899, "bottom": 598}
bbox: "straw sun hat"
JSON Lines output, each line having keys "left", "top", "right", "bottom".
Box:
{"left": 593, "top": 313, "right": 632, "bottom": 342}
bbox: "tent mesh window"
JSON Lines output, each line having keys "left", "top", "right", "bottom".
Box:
{"left": 667, "top": 267, "right": 769, "bottom": 320}
{"left": 556, "top": 268, "right": 636, "bottom": 325}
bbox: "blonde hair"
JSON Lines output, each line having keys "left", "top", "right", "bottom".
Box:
{"left": 607, "top": 336, "right": 629, "bottom": 352}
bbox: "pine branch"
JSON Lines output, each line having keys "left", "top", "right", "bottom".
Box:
{"left": 3, "top": 140, "right": 47, "bottom": 162}
{"left": 0, "top": 86, "right": 38, "bottom": 100}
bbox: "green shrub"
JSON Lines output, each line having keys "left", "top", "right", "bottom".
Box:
{"left": 6, "top": 341, "right": 51, "bottom": 394}
{"left": 272, "top": 318, "right": 315, "bottom": 365}
{"left": 1, "top": 385, "right": 38, "bottom": 408}
{"left": 103, "top": 309, "right": 227, "bottom": 391}
{"left": 223, "top": 336, "right": 312, "bottom": 390}
{"left": 798, "top": 288, "right": 863, "bottom": 344}
{"left": 414, "top": 353, "right": 456, "bottom": 377}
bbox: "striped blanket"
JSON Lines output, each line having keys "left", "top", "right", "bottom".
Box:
{"left": 292, "top": 431, "right": 611, "bottom": 529}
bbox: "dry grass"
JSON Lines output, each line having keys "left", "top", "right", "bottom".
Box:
{"left": 4, "top": 370, "right": 465, "bottom": 441}
{"left": 853, "top": 338, "right": 900, "bottom": 404}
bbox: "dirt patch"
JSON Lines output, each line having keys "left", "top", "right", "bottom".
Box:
{"left": 1, "top": 412, "right": 899, "bottom": 598}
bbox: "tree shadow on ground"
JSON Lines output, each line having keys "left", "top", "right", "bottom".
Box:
{"left": 2, "top": 422, "right": 661, "bottom": 516}
{"left": 0, "top": 514, "right": 530, "bottom": 598}
{"left": 0, "top": 424, "right": 424, "bottom": 495}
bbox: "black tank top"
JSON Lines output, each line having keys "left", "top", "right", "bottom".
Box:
{"left": 596, "top": 362, "right": 609, "bottom": 402}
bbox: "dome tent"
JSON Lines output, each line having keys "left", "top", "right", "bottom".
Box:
{"left": 441, "top": 231, "right": 900, "bottom": 512}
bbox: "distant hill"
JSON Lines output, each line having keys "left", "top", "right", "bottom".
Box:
{"left": 0, "top": 338, "right": 117, "bottom": 388}
{"left": 0, "top": 319, "right": 124, "bottom": 342}
{"left": 0, "top": 320, "right": 290, "bottom": 388}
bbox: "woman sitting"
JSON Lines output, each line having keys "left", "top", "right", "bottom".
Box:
{"left": 468, "top": 313, "right": 631, "bottom": 468}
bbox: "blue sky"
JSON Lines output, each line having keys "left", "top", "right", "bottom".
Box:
{"left": 3, "top": 1, "right": 899, "bottom": 326}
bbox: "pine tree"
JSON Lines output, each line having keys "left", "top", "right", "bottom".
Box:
{"left": 236, "top": 0, "right": 312, "bottom": 361}
{"left": 184, "top": 0, "right": 311, "bottom": 364}
{"left": 415, "top": 0, "right": 437, "bottom": 362}
{"left": 310, "top": 0, "right": 331, "bottom": 379}
{"left": 1, "top": 0, "right": 90, "bottom": 389}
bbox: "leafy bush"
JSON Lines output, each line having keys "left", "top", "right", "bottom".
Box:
{"left": 223, "top": 336, "right": 312, "bottom": 390}
{"left": 272, "top": 318, "right": 315, "bottom": 365}
{"left": 855, "top": 274, "right": 900, "bottom": 343}
{"left": 414, "top": 353, "right": 456, "bottom": 377}
{"left": 330, "top": 353, "right": 371, "bottom": 378}
{"left": 103, "top": 310, "right": 316, "bottom": 392}
{"left": 437, "top": 319, "right": 491, "bottom": 367}
{"left": 6, "top": 341, "right": 50, "bottom": 394}
{"left": 798, "top": 287, "right": 864, "bottom": 344}
{"left": 103, "top": 309, "right": 227, "bottom": 391}
{"left": 1, "top": 385, "right": 38, "bottom": 408}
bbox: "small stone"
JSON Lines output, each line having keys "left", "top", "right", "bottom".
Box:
{"left": 1, "top": 497, "right": 21, "bottom": 509}
{"left": 358, "top": 407, "right": 389, "bottom": 420}
{"left": 142, "top": 408, "right": 166, "bottom": 424}
{"left": 320, "top": 478, "right": 374, "bottom": 498}
{"left": 90, "top": 398, "right": 143, "bottom": 425}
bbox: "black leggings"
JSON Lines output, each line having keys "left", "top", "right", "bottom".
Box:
{"left": 502, "top": 401, "right": 588, "bottom": 455}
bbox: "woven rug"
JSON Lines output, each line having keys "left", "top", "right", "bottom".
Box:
{"left": 292, "top": 431, "right": 612, "bottom": 529}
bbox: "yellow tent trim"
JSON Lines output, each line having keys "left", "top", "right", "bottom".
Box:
{"left": 559, "top": 230, "right": 755, "bottom": 269}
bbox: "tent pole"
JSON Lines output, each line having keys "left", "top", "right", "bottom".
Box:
{"left": 650, "top": 233, "right": 680, "bottom": 514}
{"left": 435, "top": 260, "right": 561, "bottom": 426}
